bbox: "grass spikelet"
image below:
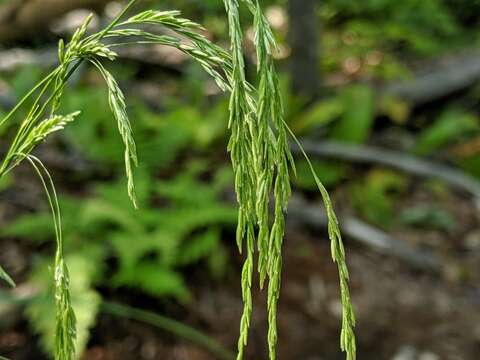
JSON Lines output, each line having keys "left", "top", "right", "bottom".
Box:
{"left": 90, "top": 59, "right": 138, "bottom": 208}
{"left": 19, "top": 112, "right": 80, "bottom": 155}
{"left": 249, "top": 3, "right": 292, "bottom": 358}
{"left": 288, "top": 126, "right": 357, "bottom": 360}
{"left": 222, "top": 1, "right": 259, "bottom": 358}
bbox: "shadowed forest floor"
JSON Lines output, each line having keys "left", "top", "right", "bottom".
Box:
{"left": 1, "top": 178, "right": 479, "bottom": 360}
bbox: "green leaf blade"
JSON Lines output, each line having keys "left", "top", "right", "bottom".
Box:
{"left": 0, "top": 265, "right": 15, "bottom": 287}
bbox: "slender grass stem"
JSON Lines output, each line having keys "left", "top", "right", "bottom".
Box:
{"left": 96, "top": 0, "right": 140, "bottom": 41}
{"left": 102, "top": 301, "right": 235, "bottom": 360}
{"left": 0, "top": 290, "right": 234, "bottom": 360}
{"left": 285, "top": 123, "right": 356, "bottom": 360}
{"left": 0, "top": 69, "right": 58, "bottom": 129}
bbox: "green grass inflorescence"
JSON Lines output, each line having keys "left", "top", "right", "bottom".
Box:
{"left": 0, "top": 1, "right": 356, "bottom": 359}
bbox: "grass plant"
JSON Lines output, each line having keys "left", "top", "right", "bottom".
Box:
{"left": 0, "top": 1, "right": 356, "bottom": 359}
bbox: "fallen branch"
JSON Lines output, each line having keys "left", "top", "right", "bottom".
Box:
{"left": 294, "top": 140, "right": 480, "bottom": 206}
{"left": 382, "top": 49, "right": 480, "bottom": 105}
{"left": 288, "top": 196, "right": 439, "bottom": 271}
{"left": 187, "top": 185, "right": 438, "bottom": 271}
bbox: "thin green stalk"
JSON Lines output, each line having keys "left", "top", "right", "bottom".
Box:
{"left": 0, "top": 66, "right": 80, "bottom": 178}
{"left": 286, "top": 124, "right": 356, "bottom": 360}
{"left": 0, "top": 265, "right": 15, "bottom": 287}
{"left": 1, "top": 67, "right": 67, "bottom": 175}
{"left": 22, "top": 154, "right": 76, "bottom": 360}
{"left": 0, "top": 289, "right": 234, "bottom": 360}
{"left": 94, "top": 0, "right": 140, "bottom": 41}
{"left": 0, "top": 70, "right": 58, "bottom": 129}
{"left": 102, "top": 301, "right": 235, "bottom": 360}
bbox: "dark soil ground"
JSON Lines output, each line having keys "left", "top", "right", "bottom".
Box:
{"left": 1, "top": 173, "right": 480, "bottom": 360}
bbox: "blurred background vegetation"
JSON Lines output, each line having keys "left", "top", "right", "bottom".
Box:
{"left": 1, "top": 0, "right": 480, "bottom": 359}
